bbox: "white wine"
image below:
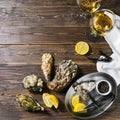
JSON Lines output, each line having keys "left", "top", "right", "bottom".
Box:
{"left": 77, "top": 0, "right": 101, "bottom": 13}
{"left": 90, "top": 10, "right": 113, "bottom": 36}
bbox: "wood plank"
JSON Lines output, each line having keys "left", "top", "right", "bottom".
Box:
{"left": 0, "top": 0, "right": 119, "bottom": 7}
{"left": 0, "top": 44, "right": 112, "bottom": 64}
{"left": 0, "top": 27, "right": 105, "bottom": 44}
{"left": 0, "top": 6, "right": 119, "bottom": 28}
{"left": 0, "top": 6, "right": 89, "bottom": 27}
{"left": 0, "top": 0, "right": 76, "bottom": 7}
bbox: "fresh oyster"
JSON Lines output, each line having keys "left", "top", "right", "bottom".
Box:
{"left": 48, "top": 60, "right": 78, "bottom": 91}
{"left": 74, "top": 85, "right": 89, "bottom": 101}
{"left": 76, "top": 81, "right": 96, "bottom": 92}
{"left": 74, "top": 81, "right": 95, "bottom": 101}
{"left": 41, "top": 53, "right": 53, "bottom": 81}
{"left": 22, "top": 74, "right": 43, "bottom": 92}
{"left": 16, "top": 94, "right": 44, "bottom": 112}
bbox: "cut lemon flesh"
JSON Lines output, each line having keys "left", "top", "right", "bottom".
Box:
{"left": 71, "top": 94, "right": 80, "bottom": 108}
{"left": 42, "top": 93, "right": 53, "bottom": 108}
{"left": 73, "top": 103, "right": 87, "bottom": 113}
{"left": 49, "top": 95, "right": 59, "bottom": 109}
{"left": 42, "top": 93, "right": 59, "bottom": 109}
{"left": 75, "top": 41, "right": 89, "bottom": 55}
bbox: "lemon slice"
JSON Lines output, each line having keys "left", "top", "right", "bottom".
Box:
{"left": 75, "top": 41, "right": 89, "bottom": 55}
{"left": 70, "top": 94, "right": 80, "bottom": 108}
{"left": 73, "top": 103, "right": 87, "bottom": 113}
{"left": 42, "top": 93, "right": 59, "bottom": 109}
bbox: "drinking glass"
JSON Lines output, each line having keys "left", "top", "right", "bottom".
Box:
{"left": 89, "top": 9, "right": 115, "bottom": 36}
{"left": 76, "top": 0, "right": 101, "bottom": 15}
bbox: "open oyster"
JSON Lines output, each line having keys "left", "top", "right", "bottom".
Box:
{"left": 16, "top": 94, "right": 44, "bottom": 112}
{"left": 48, "top": 60, "right": 78, "bottom": 91}
{"left": 22, "top": 74, "right": 43, "bottom": 93}
{"left": 74, "top": 81, "right": 96, "bottom": 101}
{"left": 41, "top": 53, "right": 53, "bottom": 81}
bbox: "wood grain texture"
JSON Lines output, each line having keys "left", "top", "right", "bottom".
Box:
{"left": 0, "top": 0, "right": 119, "bottom": 120}
{"left": 0, "top": 27, "right": 105, "bottom": 44}
{"left": 0, "top": 44, "right": 111, "bottom": 64}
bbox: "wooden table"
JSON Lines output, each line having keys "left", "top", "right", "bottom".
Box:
{"left": 0, "top": 0, "right": 120, "bottom": 120}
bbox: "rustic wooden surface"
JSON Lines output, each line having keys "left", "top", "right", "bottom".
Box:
{"left": 0, "top": 0, "right": 120, "bottom": 120}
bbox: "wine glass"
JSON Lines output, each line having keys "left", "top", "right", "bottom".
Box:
{"left": 90, "top": 9, "right": 120, "bottom": 56}
{"left": 89, "top": 9, "right": 115, "bottom": 36}
{"left": 76, "top": 0, "right": 101, "bottom": 17}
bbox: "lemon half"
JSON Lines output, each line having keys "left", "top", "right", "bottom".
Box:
{"left": 75, "top": 41, "right": 89, "bottom": 55}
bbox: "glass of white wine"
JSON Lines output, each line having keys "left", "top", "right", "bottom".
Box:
{"left": 89, "top": 9, "right": 114, "bottom": 36}
{"left": 76, "top": 0, "right": 101, "bottom": 14}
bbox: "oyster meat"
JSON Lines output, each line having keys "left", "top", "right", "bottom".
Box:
{"left": 48, "top": 60, "right": 78, "bottom": 91}
{"left": 16, "top": 94, "right": 44, "bottom": 112}
{"left": 22, "top": 74, "right": 43, "bottom": 92}
{"left": 41, "top": 53, "right": 53, "bottom": 81}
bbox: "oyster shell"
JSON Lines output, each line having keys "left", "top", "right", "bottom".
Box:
{"left": 41, "top": 53, "right": 53, "bottom": 81}
{"left": 22, "top": 74, "right": 43, "bottom": 92}
{"left": 16, "top": 94, "right": 44, "bottom": 112}
{"left": 48, "top": 60, "right": 78, "bottom": 91}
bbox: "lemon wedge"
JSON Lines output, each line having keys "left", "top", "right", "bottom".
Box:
{"left": 70, "top": 94, "right": 80, "bottom": 108}
{"left": 42, "top": 93, "right": 59, "bottom": 109}
{"left": 73, "top": 103, "right": 87, "bottom": 113}
{"left": 70, "top": 93, "right": 75, "bottom": 107}
{"left": 70, "top": 93, "right": 87, "bottom": 113}
{"left": 49, "top": 94, "right": 59, "bottom": 109}
{"left": 75, "top": 41, "right": 89, "bottom": 55}
{"left": 42, "top": 93, "right": 53, "bottom": 108}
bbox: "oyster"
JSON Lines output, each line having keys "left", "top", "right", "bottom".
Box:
{"left": 48, "top": 60, "right": 78, "bottom": 91}
{"left": 16, "top": 94, "right": 44, "bottom": 112}
{"left": 74, "top": 81, "right": 95, "bottom": 101}
{"left": 22, "top": 74, "right": 43, "bottom": 92}
{"left": 74, "top": 85, "right": 89, "bottom": 101}
{"left": 41, "top": 53, "right": 53, "bottom": 81}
